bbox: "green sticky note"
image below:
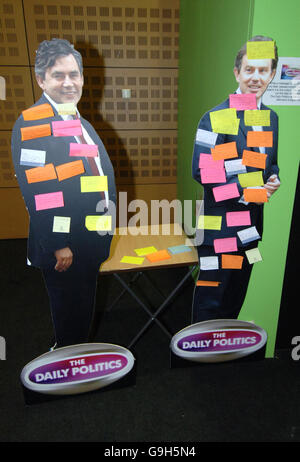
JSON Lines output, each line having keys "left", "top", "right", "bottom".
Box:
{"left": 197, "top": 215, "right": 222, "bottom": 230}
{"left": 85, "top": 215, "right": 112, "bottom": 231}
{"left": 57, "top": 103, "right": 77, "bottom": 115}
{"left": 81, "top": 176, "right": 108, "bottom": 192}
{"left": 244, "top": 110, "right": 270, "bottom": 126}
{"left": 245, "top": 247, "right": 263, "bottom": 264}
{"left": 247, "top": 41, "right": 275, "bottom": 59}
{"left": 52, "top": 216, "right": 71, "bottom": 233}
{"left": 121, "top": 256, "right": 145, "bottom": 265}
{"left": 134, "top": 246, "right": 157, "bottom": 256}
{"left": 238, "top": 171, "right": 264, "bottom": 188}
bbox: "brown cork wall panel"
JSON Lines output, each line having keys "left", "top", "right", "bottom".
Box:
{"left": 99, "top": 129, "right": 177, "bottom": 185}
{"left": 0, "top": 187, "right": 29, "bottom": 239}
{"left": 0, "top": 67, "right": 35, "bottom": 130}
{"left": 23, "top": 0, "right": 179, "bottom": 68}
{"left": 0, "top": 0, "right": 29, "bottom": 65}
{"left": 0, "top": 131, "right": 18, "bottom": 187}
{"left": 31, "top": 67, "right": 178, "bottom": 130}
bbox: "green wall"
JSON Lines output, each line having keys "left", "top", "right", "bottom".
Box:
{"left": 178, "top": 0, "right": 300, "bottom": 356}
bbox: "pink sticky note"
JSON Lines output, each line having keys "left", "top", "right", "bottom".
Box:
{"left": 199, "top": 153, "right": 224, "bottom": 170}
{"left": 200, "top": 167, "right": 226, "bottom": 184}
{"left": 226, "top": 211, "right": 251, "bottom": 227}
{"left": 52, "top": 119, "right": 82, "bottom": 137}
{"left": 229, "top": 94, "right": 257, "bottom": 110}
{"left": 214, "top": 237, "right": 237, "bottom": 254}
{"left": 69, "top": 143, "right": 98, "bottom": 157}
{"left": 212, "top": 183, "right": 240, "bottom": 202}
{"left": 35, "top": 191, "right": 64, "bottom": 211}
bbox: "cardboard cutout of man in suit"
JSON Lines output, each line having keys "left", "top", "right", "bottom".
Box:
{"left": 11, "top": 39, "right": 116, "bottom": 348}
{"left": 191, "top": 36, "right": 280, "bottom": 323}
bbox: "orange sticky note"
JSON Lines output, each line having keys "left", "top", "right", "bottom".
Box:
{"left": 211, "top": 142, "right": 238, "bottom": 161}
{"left": 21, "top": 123, "right": 51, "bottom": 141}
{"left": 25, "top": 163, "right": 57, "bottom": 184}
{"left": 221, "top": 254, "right": 244, "bottom": 269}
{"left": 196, "top": 280, "right": 221, "bottom": 287}
{"left": 56, "top": 160, "right": 85, "bottom": 181}
{"left": 22, "top": 104, "right": 54, "bottom": 121}
{"left": 247, "top": 131, "right": 273, "bottom": 147}
{"left": 243, "top": 188, "right": 268, "bottom": 203}
{"left": 242, "top": 150, "right": 267, "bottom": 169}
{"left": 146, "top": 249, "right": 171, "bottom": 263}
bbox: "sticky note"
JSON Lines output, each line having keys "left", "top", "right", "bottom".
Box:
{"left": 134, "top": 246, "right": 157, "bottom": 256}
{"left": 244, "top": 110, "right": 270, "bottom": 126}
{"left": 146, "top": 249, "right": 171, "bottom": 263}
{"left": 80, "top": 176, "right": 108, "bottom": 192}
{"left": 246, "top": 40, "right": 275, "bottom": 60}
{"left": 221, "top": 254, "right": 244, "bottom": 269}
{"left": 226, "top": 211, "right": 251, "bottom": 227}
{"left": 57, "top": 103, "right": 77, "bottom": 115}
{"left": 225, "top": 159, "right": 247, "bottom": 176}
{"left": 121, "top": 256, "right": 144, "bottom": 265}
{"left": 247, "top": 131, "right": 273, "bottom": 147}
{"left": 238, "top": 171, "right": 264, "bottom": 188}
{"left": 197, "top": 215, "right": 222, "bottom": 230}
{"left": 56, "top": 160, "right": 85, "bottom": 181}
{"left": 168, "top": 245, "right": 192, "bottom": 255}
{"left": 245, "top": 247, "right": 263, "bottom": 264}
{"left": 199, "top": 153, "right": 224, "bottom": 170}
{"left": 20, "top": 148, "right": 46, "bottom": 167}
{"left": 210, "top": 108, "right": 240, "bottom": 135}
{"left": 195, "top": 128, "right": 218, "bottom": 148}
{"left": 243, "top": 187, "right": 268, "bottom": 203}
{"left": 21, "top": 123, "right": 51, "bottom": 141}
{"left": 229, "top": 93, "right": 257, "bottom": 110}
{"left": 53, "top": 216, "right": 71, "bottom": 233}
{"left": 200, "top": 167, "right": 226, "bottom": 184}
{"left": 34, "top": 191, "right": 64, "bottom": 211}
{"left": 237, "top": 226, "right": 260, "bottom": 244}
{"left": 85, "top": 215, "right": 112, "bottom": 231}
{"left": 69, "top": 143, "right": 98, "bottom": 158}
{"left": 52, "top": 119, "right": 82, "bottom": 137}
{"left": 242, "top": 150, "right": 267, "bottom": 169}
{"left": 200, "top": 256, "right": 219, "bottom": 270}
{"left": 22, "top": 103, "right": 54, "bottom": 121}
{"left": 212, "top": 183, "right": 240, "bottom": 202}
{"left": 25, "top": 163, "right": 57, "bottom": 184}
{"left": 211, "top": 142, "right": 238, "bottom": 161}
{"left": 213, "top": 237, "right": 237, "bottom": 254}
{"left": 196, "top": 280, "right": 221, "bottom": 287}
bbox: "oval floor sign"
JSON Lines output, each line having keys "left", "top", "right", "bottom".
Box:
{"left": 21, "top": 343, "right": 135, "bottom": 395}
{"left": 170, "top": 319, "right": 267, "bottom": 363}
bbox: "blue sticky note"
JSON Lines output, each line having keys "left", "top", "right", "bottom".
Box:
{"left": 167, "top": 245, "right": 192, "bottom": 255}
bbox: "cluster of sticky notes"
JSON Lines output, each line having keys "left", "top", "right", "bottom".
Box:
{"left": 210, "top": 108, "right": 240, "bottom": 135}
{"left": 120, "top": 244, "right": 192, "bottom": 266}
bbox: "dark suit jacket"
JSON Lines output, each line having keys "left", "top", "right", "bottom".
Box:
{"left": 11, "top": 94, "right": 117, "bottom": 268}
{"left": 192, "top": 98, "right": 279, "bottom": 247}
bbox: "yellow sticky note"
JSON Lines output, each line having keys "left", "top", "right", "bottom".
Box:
{"left": 53, "top": 216, "right": 71, "bottom": 233}
{"left": 80, "top": 176, "right": 108, "bottom": 192}
{"left": 245, "top": 247, "right": 263, "bottom": 264}
{"left": 134, "top": 246, "right": 157, "bottom": 256}
{"left": 85, "top": 215, "right": 112, "bottom": 231}
{"left": 197, "top": 215, "right": 222, "bottom": 230}
{"left": 210, "top": 108, "right": 240, "bottom": 135}
{"left": 238, "top": 171, "right": 264, "bottom": 188}
{"left": 244, "top": 110, "right": 270, "bottom": 126}
{"left": 121, "top": 256, "right": 144, "bottom": 265}
{"left": 57, "top": 103, "right": 77, "bottom": 115}
{"left": 247, "top": 40, "right": 275, "bottom": 59}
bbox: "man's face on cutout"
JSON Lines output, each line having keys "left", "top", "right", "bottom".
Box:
{"left": 36, "top": 54, "right": 83, "bottom": 105}
{"left": 234, "top": 55, "right": 275, "bottom": 101}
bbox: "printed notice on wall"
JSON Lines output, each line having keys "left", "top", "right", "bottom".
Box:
{"left": 262, "top": 57, "right": 300, "bottom": 106}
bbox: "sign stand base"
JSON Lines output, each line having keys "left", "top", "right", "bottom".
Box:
{"left": 21, "top": 362, "right": 137, "bottom": 406}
